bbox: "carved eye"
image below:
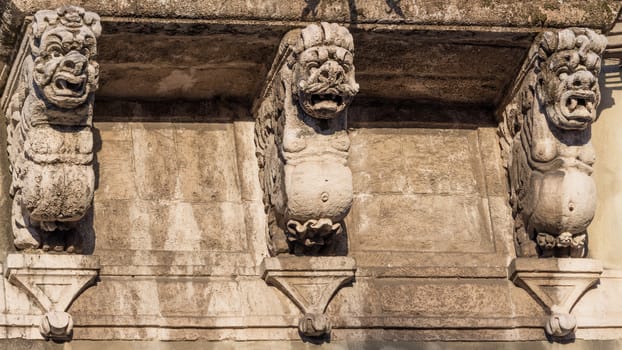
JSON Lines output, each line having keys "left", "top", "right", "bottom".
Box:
{"left": 555, "top": 66, "right": 569, "bottom": 76}
{"left": 306, "top": 61, "right": 319, "bottom": 70}
{"left": 47, "top": 45, "right": 63, "bottom": 58}
{"left": 585, "top": 54, "right": 600, "bottom": 72}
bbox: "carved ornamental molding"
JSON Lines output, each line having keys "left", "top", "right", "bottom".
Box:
{"left": 499, "top": 28, "right": 607, "bottom": 258}
{"left": 4, "top": 253, "right": 100, "bottom": 341}
{"left": 510, "top": 258, "right": 602, "bottom": 339}
{"left": 3, "top": 6, "right": 100, "bottom": 252}
{"left": 261, "top": 256, "right": 355, "bottom": 339}
{"left": 254, "top": 22, "right": 359, "bottom": 256}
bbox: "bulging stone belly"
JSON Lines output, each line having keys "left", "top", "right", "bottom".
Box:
{"left": 283, "top": 160, "right": 353, "bottom": 222}
{"left": 530, "top": 168, "right": 596, "bottom": 236}
{"left": 21, "top": 163, "right": 94, "bottom": 222}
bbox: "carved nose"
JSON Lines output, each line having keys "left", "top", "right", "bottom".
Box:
{"left": 318, "top": 61, "right": 344, "bottom": 85}
{"left": 569, "top": 70, "right": 596, "bottom": 90}
{"left": 60, "top": 52, "right": 86, "bottom": 74}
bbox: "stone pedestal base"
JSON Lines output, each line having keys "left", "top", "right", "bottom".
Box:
{"left": 509, "top": 258, "right": 602, "bottom": 339}
{"left": 4, "top": 253, "right": 100, "bottom": 342}
{"left": 261, "top": 256, "right": 356, "bottom": 338}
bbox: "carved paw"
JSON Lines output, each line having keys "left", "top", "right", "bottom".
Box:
{"left": 515, "top": 222, "right": 537, "bottom": 257}
{"left": 40, "top": 311, "right": 73, "bottom": 342}
{"left": 40, "top": 231, "right": 67, "bottom": 253}
{"left": 13, "top": 232, "right": 40, "bottom": 250}
{"left": 12, "top": 200, "right": 40, "bottom": 250}
{"left": 298, "top": 312, "right": 331, "bottom": 337}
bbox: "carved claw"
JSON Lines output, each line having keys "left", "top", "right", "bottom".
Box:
{"left": 516, "top": 223, "right": 538, "bottom": 257}
{"left": 545, "top": 312, "right": 576, "bottom": 338}
{"left": 40, "top": 311, "right": 73, "bottom": 342}
{"left": 13, "top": 232, "right": 40, "bottom": 250}
{"left": 298, "top": 312, "right": 331, "bottom": 337}
{"left": 12, "top": 200, "right": 40, "bottom": 250}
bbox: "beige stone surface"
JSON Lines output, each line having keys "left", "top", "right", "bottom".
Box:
{"left": 6, "top": 339, "right": 622, "bottom": 350}
{"left": 590, "top": 58, "right": 622, "bottom": 268}
{"left": 2, "top": 1, "right": 622, "bottom": 345}
{"left": 7, "top": 0, "right": 621, "bottom": 28}
{"left": 93, "top": 121, "right": 248, "bottom": 254}
{"left": 347, "top": 127, "right": 498, "bottom": 254}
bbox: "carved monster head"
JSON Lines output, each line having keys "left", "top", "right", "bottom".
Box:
{"left": 536, "top": 28, "right": 606, "bottom": 130}
{"left": 290, "top": 22, "right": 359, "bottom": 119}
{"left": 30, "top": 6, "right": 101, "bottom": 109}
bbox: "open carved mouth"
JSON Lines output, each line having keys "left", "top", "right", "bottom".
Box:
{"left": 560, "top": 90, "right": 596, "bottom": 122}
{"left": 310, "top": 94, "right": 344, "bottom": 111}
{"left": 52, "top": 73, "right": 86, "bottom": 97}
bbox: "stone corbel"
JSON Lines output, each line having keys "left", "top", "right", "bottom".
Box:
{"left": 0, "top": 5, "right": 101, "bottom": 342}
{"left": 4, "top": 253, "right": 100, "bottom": 341}
{"left": 255, "top": 21, "right": 358, "bottom": 339}
{"left": 499, "top": 28, "right": 607, "bottom": 339}
{"left": 499, "top": 28, "right": 607, "bottom": 259}
{"left": 510, "top": 258, "right": 602, "bottom": 338}
{"left": 261, "top": 256, "right": 356, "bottom": 338}
{"left": 254, "top": 22, "right": 359, "bottom": 256}
{"left": 2, "top": 5, "right": 101, "bottom": 252}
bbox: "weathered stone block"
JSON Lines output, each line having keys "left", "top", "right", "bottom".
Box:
{"left": 349, "top": 129, "right": 482, "bottom": 195}
{"left": 348, "top": 194, "right": 494, "bottom": 253}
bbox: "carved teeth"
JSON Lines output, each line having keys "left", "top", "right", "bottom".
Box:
{"left": 53, "top": 75, "right": 86, "bottom": 95}
{"left": 310, "top": 94, "right": 343, "bottom": 106}
{"left": 566, "top": 97, "right": 592, "bottom": 113}
{"left": 561, "top": 90, "right": 596, "bottom": 120}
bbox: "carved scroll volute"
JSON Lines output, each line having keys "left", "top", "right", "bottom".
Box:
{"left": 6, "top": 6, "right": 101, "bottom": 252}
{"left": 255, "top": 23, "right": 359, "bottom": 256}
{"left": 500, "top": 28, "right": 607, "bottom": 258}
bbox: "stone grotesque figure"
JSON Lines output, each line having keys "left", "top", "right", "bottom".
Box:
{"left": 255, "top": 23, "right": 359, "bottom": 255}
{"left": 6, "top": 6, "right": 100, "bottom": 252}
{"left": 500, "top": 28, "right": 606, "bottom": 258}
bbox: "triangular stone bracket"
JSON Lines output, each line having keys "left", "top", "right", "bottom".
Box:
{"left": 509, "top": 257, "right": 602, "bottom": 339}
{"left": 260, "top": 256, "right": 356, "bottom": 338}
{"left": 4, "top": 253, "right": 100, "bottom": 342}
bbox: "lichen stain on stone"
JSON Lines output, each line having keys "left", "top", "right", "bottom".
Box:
{"left": 583, "top": 1, "right": 617, "bottom": 28}
{"left": 528, "top": 8, "right": 548, "bottom": 27}
{"left": 542, "top": 1, "right": 560, "bottom": 12}
{"left": 479, "top": 0, "right": 495, "bottom": 9}
{"left": 156, "top": 69, "right": 198, "bottom": 95}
